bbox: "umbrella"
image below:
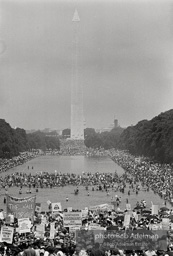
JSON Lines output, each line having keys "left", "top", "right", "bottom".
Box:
{"left": 107, "top": 226, "right": 119, "bottom": 230}
{"left": 161, "top": 212, "right": 170, "bottom": 217}
{"left": 160, "top": 207, "right": 169, "bottom": 211}
{"left": 142, "top": 209, "right": 151, "bottom": 214}
{"left": 144, "top": 214, "right": 158, "bottom": 220}
{"left": 134, "top": 205, "right": 143, "bottom": 210}
{"left": 114, "top": 215, "right": 124, "bottom": 221}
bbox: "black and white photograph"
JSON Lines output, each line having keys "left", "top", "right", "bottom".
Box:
{"left": 0, "top": 0, "right": 173, "bottom": 255}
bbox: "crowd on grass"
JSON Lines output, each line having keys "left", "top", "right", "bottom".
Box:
{"left": 0, "top": 150, "right": 173, "bottom": 256}
{"left": 0, "top": 152, "right": 40, "bottom": 174}
{"left": 109, "top": 150, "right": 173, "bottom": 205}
{"left": 0, "top": 200, "right": 173, "bottom": 256}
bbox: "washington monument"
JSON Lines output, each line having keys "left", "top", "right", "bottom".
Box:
{"left": 70, "top": 9, "right": 84, "bottom": 140}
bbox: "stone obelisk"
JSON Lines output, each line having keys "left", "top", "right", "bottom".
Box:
{"left": 70, "top": 9, "right": 84, "bottom": 140}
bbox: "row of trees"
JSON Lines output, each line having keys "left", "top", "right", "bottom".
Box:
{"left": 0, "top": 119, "right": 60, "bottom": 158}
{"left": 82, "top": 110, "right": 173, "bottom": 163}
{"left": 0, "top": 109, "right": 173, "bottom": 162}
{"left": 118, "top": 109, "right": 173, "bottom": 163}
{"left": 84, "top": 127, "right": 124, "bottom": 149}
{"left": 61, "top": 127, "right": 124, "bottom": 149}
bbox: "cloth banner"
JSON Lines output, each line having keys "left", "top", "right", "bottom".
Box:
{"left": 6, "top": 195, "right": 36, "bottom": 219}
{"left": 89, "top": 204, "right": 113, "bottom": 212}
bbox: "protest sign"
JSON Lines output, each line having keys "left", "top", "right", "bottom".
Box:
{"left": 35, "top": 203, "right": 41, "bottom": 213}
{"left": 81, "top": 209, "right": 88, "bottom": 219}
{"left": 161, "top": 218, "right": 170, "bottom": 230}
{"left": 123, "top": 214, "right": 130, "bottom": 228}
{"left": 63, "top": 212, "right": 82, "bottom": 227}
{"left": 69, "top": 225, "right": 81, "bottom": 232}
{"left": 67, "top": 207, "right": 73, "bottom": 212}
{"left": 6, "top": 195, "right": 36, "bottom": 219}
{"left": 5, "top": 214, "right": 14, "bottom": 224}
{"left": 18, "top": 218, "right": 32, "bottom": 234}
{"left": 50, "top": 222, "right": 55, "bottom": 239}
{"left": 47, "top": 200, "right": 51, "bottom": 205}
{"left": 0, "top": 226, "right": 14, "bottom": 244}
{"left": 41, "top": 216, "right": 47, "bottom": 225}
{"left": 126, "top": 204, "right": 131, "bottom": 211}
{"left": 89, "top": 223, "right": 106, "bottom": 230}
{"left": 152, "top": 205, "right": 159, "bottom": 215}
{"left": 51, "top": 202, "right": 62, "bottom": 212}
{"left": 0, "top": 211, "right": 4, "bottom": 220}
{"left": 149, "top": 223, "right": 162, "bottom": 230}
{"left": 35, "top": 223, "right": 45, "bottom": 238}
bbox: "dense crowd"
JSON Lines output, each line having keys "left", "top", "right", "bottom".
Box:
{"left": 0, "top": 150, "right": 173, "bottom": 256}
{"left": 0, "top": 152, "right": 41, "bottom": 174}
{"left": 109, "top": 150, "right": 173, "bottom": 205}
{"left": 0, "top": 198, "right": 173, "bottom": 256}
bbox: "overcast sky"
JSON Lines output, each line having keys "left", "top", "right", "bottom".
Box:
{"left": 0, "top": 0, "right": 173, "bottom": 130}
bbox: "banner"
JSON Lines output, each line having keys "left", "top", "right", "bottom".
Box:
{"left": 51, "top": 202, "right": 62, "bottom": 212}
{"left": 6, "top": 195, "right": 36, "bottom": 219}
{"left": 0, "top": 226, "right": 14, "bottom": 244}
{"left": 18, "top": 218, "right": 32, "bottom": 234}
{"left": 63, "top": 212, "right": 82, "bottom": 227}
{"left": 76, "top": 230, "right": 168, "bottom": 251}
{"left": 89, "top": 204, "right": 113, "bottom": 212}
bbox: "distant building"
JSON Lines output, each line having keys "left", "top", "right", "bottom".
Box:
{"left": 96, "top": 118, "right": 119, "bottom": 133}
{"left": 114, "top": 119, "right": 118, "bottom": 128}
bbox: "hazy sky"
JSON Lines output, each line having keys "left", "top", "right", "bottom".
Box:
{"left": 0, "top": 0, "right": 173, "bottom": 130}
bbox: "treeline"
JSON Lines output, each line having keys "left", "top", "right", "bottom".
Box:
{"left": 82, "top": 109, "right": 173, "bottom": 163}
{"left": 1, "top": 108, "right": 173, "bottom": 162}
{"left": 0, "top": 119, "right": 60, "bottom": 158}
{"left": 118, "top": 109, "right": 173, "bottom": 163}
{"left": 61, "top": 127, "right": 124, "bottom": 150}
{"left": 84, "top": 127, "right": 124, "bottom": 149}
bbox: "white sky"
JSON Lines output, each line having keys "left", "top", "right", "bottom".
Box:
{"left": 0, "top": 0, "right": 173, "bottom": 130}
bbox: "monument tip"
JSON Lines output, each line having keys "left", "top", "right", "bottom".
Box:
{"left": 72, "top": 9, "right": 80, "bottom": 22}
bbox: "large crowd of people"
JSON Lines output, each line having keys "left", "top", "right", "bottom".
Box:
{"left": 109, "top": 150, "right": 173, "bottom": 205}
{"left": 0, "top": 150, "right": 173, "bottom": 256}
{"left": 0, "top": 151, "right": 41, "bottom": 174}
